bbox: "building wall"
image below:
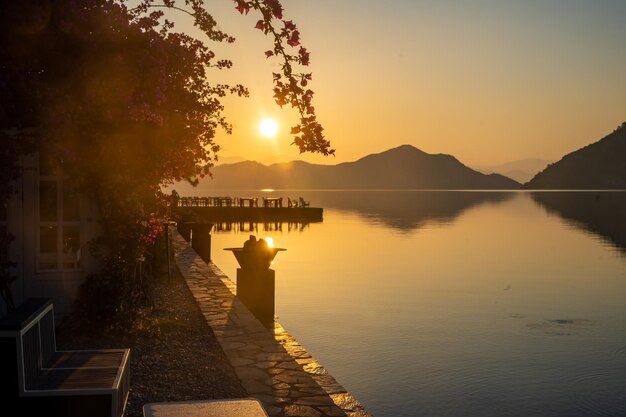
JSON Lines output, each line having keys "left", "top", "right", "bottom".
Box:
{"left": 1, "top": 155, "right": 102, "bottom": 317}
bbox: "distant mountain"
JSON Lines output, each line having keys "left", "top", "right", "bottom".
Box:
{"left": 182, "top": 145, "right": 520, "bottom": 190}
{"left": 476, "top": 158, "right": 552, "bottom": 184}
{"left": 525, "top": 122, "right": 626, "bottom": 189}
{"left": 214, "top": 155, "right": 247, "bottom": 165}
{"left": 214, "top": 154, "right": 297, "bottom": 166}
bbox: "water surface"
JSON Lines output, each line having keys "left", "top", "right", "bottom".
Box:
{"left": 209, "top": 191, "right": 626, "bottom": 417}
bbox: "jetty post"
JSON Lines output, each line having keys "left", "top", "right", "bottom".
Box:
{"left": 188, "top": 222, "right": 214, "bottom": 263}
{"left": 177, "top": 222, "right": 192, "bottom": 242}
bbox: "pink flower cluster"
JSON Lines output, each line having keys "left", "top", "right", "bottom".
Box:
{"left": 138, "top": 213, "right": 164, "bottom": 246}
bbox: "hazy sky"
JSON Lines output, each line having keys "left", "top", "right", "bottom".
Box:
{"left": 178, "top": 1, "right": 626, "bottom": 167}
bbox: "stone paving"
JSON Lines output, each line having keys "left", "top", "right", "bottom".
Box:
{"left": 173, "top": 232, "right": 373, "bottom": 417}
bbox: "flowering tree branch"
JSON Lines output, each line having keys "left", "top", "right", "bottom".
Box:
{"left": 242, "top": 0, "right": 334, "bottom": 156}
{"left": 136, "top": 0, "right": 334, "bottom": 156}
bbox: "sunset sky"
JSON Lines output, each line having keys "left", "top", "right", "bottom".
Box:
{"left": 180, "top": 1, "right": 626, "bottom": 167}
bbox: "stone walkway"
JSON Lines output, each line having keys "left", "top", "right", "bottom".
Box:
{"left": 173, "top": 232, "right": 373, "bottom": 417}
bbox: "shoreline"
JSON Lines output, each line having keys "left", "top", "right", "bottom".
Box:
{"left": 173, "top": 231, "right": 373, "bottom": 417}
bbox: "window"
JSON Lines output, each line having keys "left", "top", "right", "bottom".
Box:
{"left": 38, "top": 155, "right": 81, "bottom": 271}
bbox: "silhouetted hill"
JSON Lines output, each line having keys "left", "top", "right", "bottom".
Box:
{"left": 190, "top": 145, "right": 520, "bottom": 190}
{"left": 525, "top": 123, "right": 626, "bottom": 189}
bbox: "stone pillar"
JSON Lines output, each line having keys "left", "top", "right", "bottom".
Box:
{"left": 236, "top": 268, "right": 275, "bottom": 327}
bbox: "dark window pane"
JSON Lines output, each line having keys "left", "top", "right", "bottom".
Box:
{"left": 63, "top": 181, "right": 80, "bottom": 221}
{"left": 39, "top": 226, "right": 57, "bottom": 269}
{"left": 62, "top": 226, "right": 80, "bottom": 269}
{"left": 39, "top": 181, "right": 57, "bottom": 221}
{"left": 40, "top": 226, "right": 57, "bottom": 253}
{"left": 39, "top": 154, "right": 58, "bottom": 176}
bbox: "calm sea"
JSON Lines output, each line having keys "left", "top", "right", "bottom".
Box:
{"left": 207, "top": 191, "right": 626, "bottom": 417}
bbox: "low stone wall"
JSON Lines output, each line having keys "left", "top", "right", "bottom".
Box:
{"left": 173, "top": 232, "right": 373, "bottom": 417}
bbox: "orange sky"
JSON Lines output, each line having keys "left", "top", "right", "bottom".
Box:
{"left": 174, "top": 1, "right": 626, "bottom": 167}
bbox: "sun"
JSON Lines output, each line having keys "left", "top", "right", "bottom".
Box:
{"left": 259, "top": 117, "right": 278, "bottom": 138}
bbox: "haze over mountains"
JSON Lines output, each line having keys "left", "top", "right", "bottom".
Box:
{"left": 476, "top": 158, "right": 552, "bottom": 184}
{"left": 526, "top": 122, "right": 626, "bottom": 189}
{"left": 188, "top": 145, "right": 520, "bottom": 191}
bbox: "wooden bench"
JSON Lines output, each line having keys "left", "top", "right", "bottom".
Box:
{"left": 0, "top": 298, "right": 130, "bottom": 417}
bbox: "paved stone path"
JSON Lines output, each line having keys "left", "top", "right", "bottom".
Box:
{"left": 173, "top": 232, "right": 373, "bottom": 417}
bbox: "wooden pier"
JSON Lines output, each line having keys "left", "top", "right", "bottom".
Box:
{"left": 173, "top": 196, "right": 322, "bottom": 223}
{"left": 179, "top": 206, "right": 322, "bottom": 222}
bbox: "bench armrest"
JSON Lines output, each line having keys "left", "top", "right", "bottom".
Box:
{"left": 0, "top": 298, "right": 53, "bottom": 333}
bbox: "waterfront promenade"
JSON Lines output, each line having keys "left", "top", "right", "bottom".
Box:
{"left": 173, "top": 232, "right": 372, "bottom": 417}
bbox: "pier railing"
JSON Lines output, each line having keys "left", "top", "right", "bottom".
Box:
{"left": 176, "top": 196, "right": 311, "bottom": 208}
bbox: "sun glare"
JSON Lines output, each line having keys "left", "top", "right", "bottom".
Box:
{"left": 259, "top": 117, "right": 278, "bottom": 138}
{"left": 265, "top": 237, "right": 274, "bottom": 248}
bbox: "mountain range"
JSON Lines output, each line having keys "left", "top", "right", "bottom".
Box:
{"left": 171, "top": 122, "right": 626, "bottom": 192}
{"left": 188, "top": 145, "right": 521, "bottom": 190}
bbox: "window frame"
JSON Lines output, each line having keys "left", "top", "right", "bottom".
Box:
{"left": 36, "top": 156, "right": 82, "bottom": 272}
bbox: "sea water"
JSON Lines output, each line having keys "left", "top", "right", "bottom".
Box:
{"left": 208, "top": 191, "right": 626, "bottom": 417}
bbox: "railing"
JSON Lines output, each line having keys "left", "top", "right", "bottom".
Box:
{"left": 175, "top": 196, "right": 311, "bottom": 208}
